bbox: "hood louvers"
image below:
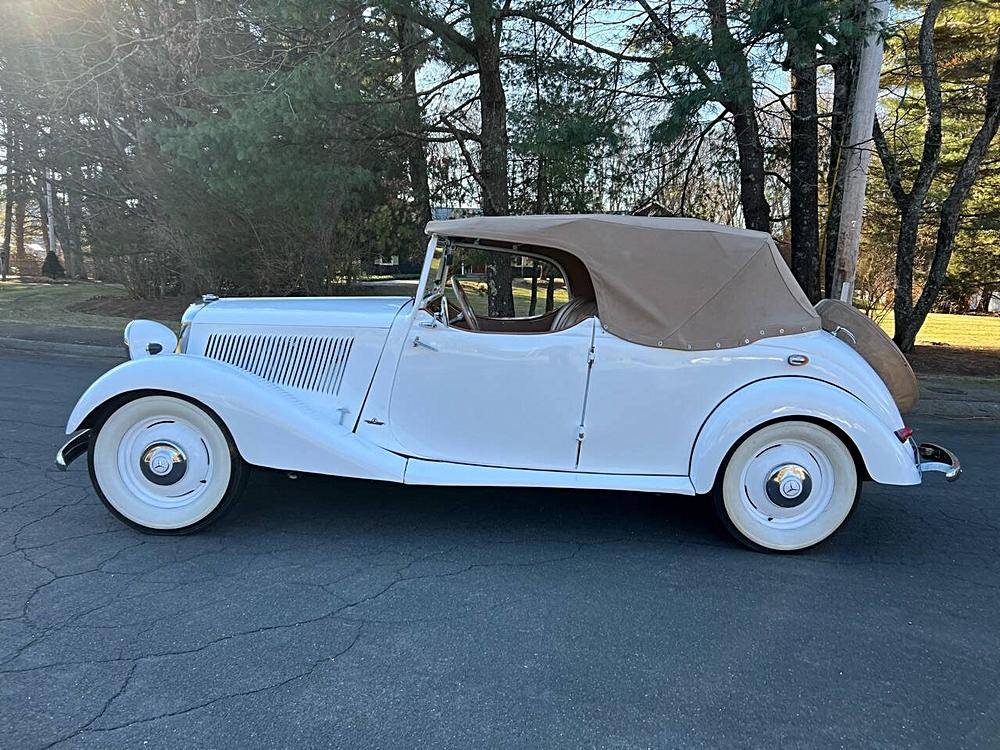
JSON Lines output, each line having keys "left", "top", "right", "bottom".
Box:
{"left": 204, "top": 333, "right": 354, "bottom": 395}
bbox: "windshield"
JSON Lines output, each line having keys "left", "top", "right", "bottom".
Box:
{"left": 421, "top": 239, "right": 450, "bottom": 308}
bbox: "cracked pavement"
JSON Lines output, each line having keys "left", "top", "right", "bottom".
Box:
{"left": 1, "top": 349, "right": 999, "bottom": 749}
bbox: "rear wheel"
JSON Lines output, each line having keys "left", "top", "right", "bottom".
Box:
{"left": 88, "top": 395, "right": 248, "bottom": 534}
{"left": 713, "top": 420, "right": 859, "bottom": 552}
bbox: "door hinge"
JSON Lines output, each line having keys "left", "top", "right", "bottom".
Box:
{"left": 587, "top": 346, "right": 596, "bottom": 365}
{"left": 576, "top": 425, "right": 586, "bottom": 443}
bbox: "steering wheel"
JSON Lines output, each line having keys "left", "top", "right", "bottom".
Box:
{"left": 450, "top": 276, "right": 480, "bottom": 331}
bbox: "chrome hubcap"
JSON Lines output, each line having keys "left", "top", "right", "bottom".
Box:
{"left": 740, "top": 440, "right": 834, "bottom": 528}
{"left": 139, "top": 442, "right": 187, "bottom": 486}
{"left": 765, "top": 464, "right": 812, "bottom": 508}
{"left": 117, "top": 415, "right": 213, "bottom": 508}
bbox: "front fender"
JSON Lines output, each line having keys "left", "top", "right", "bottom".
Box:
{"left": 67, "top": 355, "right": 406, "bottom": 483}
{"left": 689, "top": 377, "right": 920, "bottom": 494}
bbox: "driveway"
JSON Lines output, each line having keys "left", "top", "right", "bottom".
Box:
{"left": 2, "top": 349, "right": 999, "bottom": 749}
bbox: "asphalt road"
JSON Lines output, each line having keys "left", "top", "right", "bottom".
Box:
{"left": 2, "top": 349, "right": 999, "bottom": 749}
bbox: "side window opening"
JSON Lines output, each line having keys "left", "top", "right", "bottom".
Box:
{"left": 445, "top": 248, "right": 570, "bottom": 320}
{"left": 421, "top": 243, "right": 597, "bottom": 334}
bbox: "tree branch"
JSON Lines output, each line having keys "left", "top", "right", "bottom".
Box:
{"left": 499, "top": 9, "right": 662, "bottom": 64}
{"left": 382, "top": 1, "right": 477, "bottom": 58}
{"left": 872, "top": 118, "right": 909, "bottom": 207}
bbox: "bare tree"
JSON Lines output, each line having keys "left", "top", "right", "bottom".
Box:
{"left": 874, "top": 3, "right": 1000, "bottom": 350}
{"left": 389, "top": 0, "right": 514, "bottom": 315}
{"left": 396, "top": 15, "right": 432, "bottom": 233}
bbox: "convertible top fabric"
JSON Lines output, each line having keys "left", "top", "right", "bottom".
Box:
{"left": 425, "top": 214, "right": 820, "bottom": 350}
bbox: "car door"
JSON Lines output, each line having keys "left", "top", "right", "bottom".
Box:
{"left": 576, "top": 325, "right": 780, "bottom": 476}
{"left": 388, "top": 308, "right": 594, "bottom": 470}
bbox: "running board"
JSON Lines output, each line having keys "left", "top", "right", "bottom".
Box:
{"left": 404, "top": 458, "right": 696, "bottom": 495}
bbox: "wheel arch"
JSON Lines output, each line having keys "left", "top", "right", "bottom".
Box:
{"left": 78, "top": 388, "right": 233, "bottom": 443}
{"left": 68, "top": 355, "right": 406, "bottom": 483}
{"left": 706, "top": 415, "right": 870, "bottom": 496}
{"left": 689, "top": 376, "right": 920, "bottom": 494}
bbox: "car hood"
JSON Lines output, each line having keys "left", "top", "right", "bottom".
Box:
{"left": 188, "top": 296, "right": 413, "bottom": 329}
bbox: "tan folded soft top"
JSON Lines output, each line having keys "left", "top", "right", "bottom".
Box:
{"left": 815, "top": 299, "right": 919, "bottom": 414}
{"left": 425, "top": 214, "right": 820, "bottom": 350}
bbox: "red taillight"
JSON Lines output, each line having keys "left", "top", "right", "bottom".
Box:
{"left": 895, "top": 427, "right": 913, "bottom": 443}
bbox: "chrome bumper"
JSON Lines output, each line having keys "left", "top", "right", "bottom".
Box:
{"left": 55, "top": 430, "right": 90, "bottom": 471}
{"left": 917, "top": 442, "right": 961, "bottom": 482}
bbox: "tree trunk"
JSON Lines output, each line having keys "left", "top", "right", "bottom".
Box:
{"left": 37, "top": 188, "right": 50, "bottom": 259}
{"left": 824, "top": 58, "right": 854, "bottom": 296}
{"left": 893, "top": 42, "right": 1000, "bottom": 349}
{"left": 528, "top": 261, "right": 539, "bottom": 316}
{"left": 54, "top": 185, "right": 86, "bottom": 279}
{"left": 396, "top": 15, "right": 432, "bottom": 235}
{"left": 52, "top": 188, "right": 79, "bottom": 278}
{"left": 2, "top": 116, "right": 12, "bottom": 279}
{"left": 789, "top": 37, "right": 820, "bottom": 301}
{"left": 545, "top": 269, "right": 555, "bottom": 312}
{"left": 706, "top": 0, "right": 771, "bottom": 233}
{"left": 730, "top": 112, "right": 771, "bottom": 233}
{"left": 317, "top": 0, "right": 363, "bottom": 289}
{"left": 469, "top": 0, "right": 508, "bottom": 218}
{"left": 1, "top": 176, "right": 11, "bottom": 283}
{"left": 14, "top": 195, "right": 25, "bottom": 264}
{"left": 67, "top": 166, "right": 86, "bottom": 278}
{"left": 469, "top": 0, "right": 513, "bottom": 317}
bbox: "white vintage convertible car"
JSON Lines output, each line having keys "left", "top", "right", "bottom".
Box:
{"left": 57, "top": 215, "right": 959, "bottom": 551}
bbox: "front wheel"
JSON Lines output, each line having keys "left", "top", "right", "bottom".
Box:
{"left": 713, "top": 420, "right": 860, "bottom": 552}
{"left": 88, "top": 394, "right": 248, "bottom": 534}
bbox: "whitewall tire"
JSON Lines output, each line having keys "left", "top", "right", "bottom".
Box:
{"left": 713, "top": 420, "right": 860, "bottom": 552}
{"left": 88, "top": 394, "right": 248, "bottom": 533}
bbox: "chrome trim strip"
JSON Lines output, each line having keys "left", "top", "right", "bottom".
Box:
{"left": 917, "top": 442, "right": 962, "bottom": 482}
{"left": 55, "top": 430, "right": 91, "bottom": 471}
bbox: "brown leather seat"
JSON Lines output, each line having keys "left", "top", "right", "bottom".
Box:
{"left": 550, "top": 297, "right": 598, "bottom": 331}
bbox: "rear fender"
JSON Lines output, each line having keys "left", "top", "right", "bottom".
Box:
{"left": 689, "top": 377, "right": 920, "bottom": 493}
{"left": 67, "top": 355, "right": 405, "bottom": 483}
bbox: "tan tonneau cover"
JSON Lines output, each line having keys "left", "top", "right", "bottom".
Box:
{"left": 815, "top": 299, "right": 919, "bottom": 415}
{"left": 425, "top": 215, "right": 820, "bottom": 350}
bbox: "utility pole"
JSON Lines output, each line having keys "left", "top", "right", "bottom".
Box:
{"left": 830, "top": 0, "right": 890, "bottom": 303}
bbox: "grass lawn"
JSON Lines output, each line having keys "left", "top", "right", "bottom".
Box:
{"left": 453, "top": 277, "right": 569, "bottom": 317}
{"left": 877, "top": 311, "right": 1000, "bottom": 349}
{"left": 0, "top": 279, "right": 134, "bottom": 329}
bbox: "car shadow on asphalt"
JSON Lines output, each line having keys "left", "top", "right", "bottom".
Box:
{"left": 228, "top": 468, "right": 730, "bottom": 549}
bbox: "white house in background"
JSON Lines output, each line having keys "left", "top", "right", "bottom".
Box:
{"left": 24, "top": 242, "right": 48, "bottom": 261}
{"left": 431, "top": 206, "right": 481, "bottom": 221}
{"left": 8, "top": 242, "right": 49, "bottom": 275}
{"left": 970, "top": 290, "right": 1000, "bottom": 313}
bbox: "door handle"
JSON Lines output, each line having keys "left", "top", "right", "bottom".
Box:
{"left": 412, "top": 336, "right": 437, "bottom": 351}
